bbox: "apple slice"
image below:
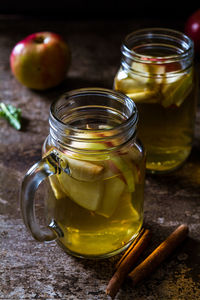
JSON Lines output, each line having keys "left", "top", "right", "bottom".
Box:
{"left": 55, "top": 153, "right": 105, "bottom": 210}
{"left": 161, "top": 72, "right": 193, "bottom": 107}
{"left": 126, "top": 89, "right": 160, "bottom": 103}
{"left": 97, "top": 176, "right": 125, "bottom": 218}
{"left": 46, "top": 149, "right": 105, "bottom": 210}
{"left": 61, "top": 156, "right": 104, "bottom": 182}
{"left": 69, "top": 134, "right": 135, "bottom": 192}
{"left": 49, "top": 147, "right": 105, "bottom": 181}
{"left": 115, "top": 63, "right": 166, "bottom": 104}
{"left": 132, "top": 61, "right": 166, "bottom": 85}
{"left": 58, "top": 171, "right": 104, "bottom": 211}
{"left": 147, "top": 64, "right": 166, "bottom": 84}
{"left": 108, "top": 156, "right": 135, "bottom": 192}
{"left": 115, "top": 76, "right": 148, "bottom": 93}
{"left": 114, "top": 66, "right": 149, "bottom": 93}
{"left": 48, "top": 131, "right": 136, "bottom": 214}
{"left": 49, "top": 175, "right": 67, "bottom": 199}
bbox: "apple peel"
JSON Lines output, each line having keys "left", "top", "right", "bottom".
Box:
{"left": 10, "top": 31, "right": 71, "bottom": 90}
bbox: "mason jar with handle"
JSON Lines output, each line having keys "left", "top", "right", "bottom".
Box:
{"left": 20, "top": 88, "right": 146, "bottom": 259}
{"left": 114, "top": 28, "right": 198, "bottom": 173}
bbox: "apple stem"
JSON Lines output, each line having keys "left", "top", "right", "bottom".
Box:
{"left": 34, "top": 36, "right": 44, "bottom": 44}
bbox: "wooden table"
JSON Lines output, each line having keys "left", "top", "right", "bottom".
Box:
{"left": 0, "top": 15, "right": 200, "bottom": 299}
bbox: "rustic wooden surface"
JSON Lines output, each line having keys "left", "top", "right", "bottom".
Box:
{"left": 0, "top": 15, "right": 200, "bottom": 299}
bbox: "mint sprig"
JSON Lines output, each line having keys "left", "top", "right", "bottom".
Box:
{"left": 0, "top": 103, "right": 21, "bottom": 130}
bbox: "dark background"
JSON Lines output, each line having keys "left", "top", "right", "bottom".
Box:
{"left": 0, "top": 1, "right": 199, "bottom": 21}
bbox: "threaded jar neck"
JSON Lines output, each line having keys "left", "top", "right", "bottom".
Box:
{"left": 49, "top": 88, "right": 138, "bottom": 154}
{"left": 121, "top": 28, "right": 194, "bottom": 75}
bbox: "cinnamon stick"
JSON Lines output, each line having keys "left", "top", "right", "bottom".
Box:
{"left": 128, "top": 224, "right": 189, "bottom": 286}
{"left": 115, "top": 228, "right": 145, "bottom": 269}
{"left": 106, "top": 228, "right": 151, "bottom": 299}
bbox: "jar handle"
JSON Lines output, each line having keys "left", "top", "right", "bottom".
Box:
{"left": 20, "top": 152, "right": 62, "bottom": 242}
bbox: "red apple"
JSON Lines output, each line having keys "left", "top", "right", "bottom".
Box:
{"left": 185, "top": 9, "right": 200, "bottom": 53}
{"left": 10, "top": 32, "right": 71, "bottom": 90}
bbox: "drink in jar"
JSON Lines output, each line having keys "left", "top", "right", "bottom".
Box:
{"left": 44, "top": 129, "right": 145, "bottom": 257}
{"left": 20, "top": 88, "right": 146, "bottom": 259}
{"left": 114, "top": 28, "right": 197, "bottom": 173}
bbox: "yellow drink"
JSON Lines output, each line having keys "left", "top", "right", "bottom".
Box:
{"left": 114, "top": 28, "right": 197, "bottom": 173}
{"left": 46, "top": 140, "right": 145, "bottom": 258}
{"left": 114, "top": 67, "right": 197, "bottom": 172}
{"left": 21, "top": 88, "right": 145, "bottom": 259}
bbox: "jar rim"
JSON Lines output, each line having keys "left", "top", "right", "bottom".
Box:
{"left": 49, "top": 88, "right": 138, "bottom": 148}
{"left": 122, "top": 27, "right": 194, "bottom": 63}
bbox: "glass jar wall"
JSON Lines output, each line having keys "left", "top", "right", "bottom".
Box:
{"left": 114, "top": 28, "right": 198, "bottom": 173}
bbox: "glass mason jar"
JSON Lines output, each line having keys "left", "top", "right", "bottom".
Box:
{"left": 20, "top": 88, "right": 146, "bottom": 259}
{"left": 114, "top": 28, "right": 198, "bottom": 173}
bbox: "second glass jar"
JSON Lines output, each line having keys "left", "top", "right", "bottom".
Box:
{"left": 114, "top": 28, "right": 197, "bottom": 173}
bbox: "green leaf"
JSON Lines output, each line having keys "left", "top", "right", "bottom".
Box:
{"left": 0, "top": 103, "right": 21, "bottom": 130}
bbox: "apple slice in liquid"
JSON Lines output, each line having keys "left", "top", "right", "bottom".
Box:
{"left": 47, "top": 129, "right": 137, "bottom": 215}
{"left": 49, "top": 175, "right": 67, "bottom": 200}
{"left": 97, "top": 175, "right": 125, "bottom": 218}
{"left": 58, "top": 172, "right": 104, "bottom": 211}
{"left": 69, "top": 131, "right": 136, "bottom": 192}
{"left": 161, "top": 71, "right": 193, "bottom": 108}
{"left": 55, "top": 152, "right": 105, "bottom": 211}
